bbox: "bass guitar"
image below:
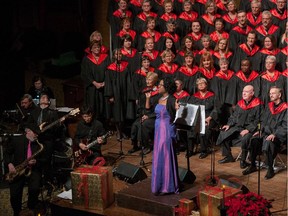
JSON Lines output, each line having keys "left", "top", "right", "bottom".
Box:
{"left": 73, "top": 131, "right": 112, "bottom": 167}
{"left": 39, "top": 108, "right": 80, "bottom": 132}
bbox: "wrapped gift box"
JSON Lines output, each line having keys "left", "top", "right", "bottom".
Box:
{"left": 199, "top": 186, "right": 242, "bottom": 216}
{"left": 178, "top": 198, "right": 195, "bottom": 216}
{"left": 71, "top": 165, "right": 114, "bottom": 213}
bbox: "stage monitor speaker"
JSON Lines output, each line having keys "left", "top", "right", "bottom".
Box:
{"left": 115, "top": 162, "right": 147, "bottom": 184}
{"left": 178, "top": 167, "right": 196, "bottom": 184}
{"left": 220, "top": 178, "right": 249, "bottom": 194}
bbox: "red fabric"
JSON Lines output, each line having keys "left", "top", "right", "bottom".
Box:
{"left": 259, "top": 48, "right": 280, "bottom": 55}
{"left": 247, "top": 12, "right": 262, "bottom": 26}
{"left": 270, "top": 9, "right": 287, "bottom": 20}
{"left": 117, "top": 29, "right": 137, "bottom": 40}
{"left": 193, "top": 91, "right": 215, "bottom": 99}
{"left": 268, "top": 102, "right": 288, "bottom": 115}
{"left": 107, "top": 61, "right": 129, "bottom": 72}
{"left": 201, "top": 14, "right": 221, "bottom": 25}
{"left": 232, "top": 25, "right": 253, "bottom": 35}
{"left": 87, "top": 53, "right": 108, "bottom": 65}
{"left": 210, "top": 31, "right": 229, "bottom": 42}
{"left": 178, "top": 11, "right": 198, "bottom": 21}
{"left": 174, "top": 90, "right": 190, "bottom": 99}
{"left": 135, "top": 67, "right": 155, "bottom": 76}
{"left": 213, "top": 51, "right": 233, "bottom": 59}
{"left": 261, "top": 71, "right": 281, "bottom": 82}
{"left": 215, "top": 70, "right": 234, "bottom": 80}
{"left": 137, "top": 12, "right": 157, "bottom": 21}
{"left": 162, "top": 32, "right": 180, "bottom": 42}
{"left": 237, "top": 97, "right": 263, "bottom": 110}
{"left": 178, "top": 66, "right": 199, "bottom": 76}
{"left": 239, "top": 43, "right": 260, "bottom": 56}
{"left": 222, "top": 13, "right": 238, "bottom": 24}
{"left": 141, "top": 31, "right": 162, "bottom": 42}
{"left": 158, "top": 63, "right": 178, "bottom": 74}
{"left": 160, "top": 13, "right": 177, "bottom": 22}
{"left": 121, "top": 48, "right": 138, "bottom": 57}
{"left": 198, "top": 67, "right": 215, "bottom": 80}
{"left": 256, "top": 25, "right": 279, "bottom": 36}
{"left": 113, "top": 9, "right": 132, "bottom": 19}
{"left": 235, "top": 70, "right": 259, "bottom": 82}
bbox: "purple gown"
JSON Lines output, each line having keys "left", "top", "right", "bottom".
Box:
{"left": 151, "top": 104, "right": 179, "bottom": 194}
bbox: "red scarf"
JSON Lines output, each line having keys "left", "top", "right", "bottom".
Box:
{"left": 193, "top": 91, "right": 214, "bottom": 99}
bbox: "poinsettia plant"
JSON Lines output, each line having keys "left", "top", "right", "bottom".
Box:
{"left": 224, "top": 192, "right": 272, "bottom": 216}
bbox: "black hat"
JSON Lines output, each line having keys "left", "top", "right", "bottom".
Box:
{"left": 25, "top": 123, "right": 41, "bottom": 134}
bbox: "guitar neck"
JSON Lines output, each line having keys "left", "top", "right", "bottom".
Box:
{"left": 41, "top": 113, "right": 68, "bottom": 133}
{"left": 86, "top": 140, "right": 98, "bottom": 149}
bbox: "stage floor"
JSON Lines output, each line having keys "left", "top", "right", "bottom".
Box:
{"left": 0, "top": 133, "right": 287, "bottom": 216}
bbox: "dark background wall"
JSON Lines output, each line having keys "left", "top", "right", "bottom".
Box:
{"left": 0, "top": 0, "right": 109, "bottom": 112}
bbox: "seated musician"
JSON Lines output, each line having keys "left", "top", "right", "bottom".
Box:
{"left": 73, "top": 105, "right": 106, "bottom": 166}
{"left": 4, "top": 123, "right": 44, "bottom": 216}
{"left": 243, "top": 86, "right": 287, "bottom": 179}
{"left": 216, "top": 85, "right": 262, "bottom": 169}
{"left": 178, "top": 78, "right": 219, "bottom": 159}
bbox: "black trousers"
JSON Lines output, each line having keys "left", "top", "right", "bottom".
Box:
{"left": 9, "top": 170, "right": 42, "bottom": 216}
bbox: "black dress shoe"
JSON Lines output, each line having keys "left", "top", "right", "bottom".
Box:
{"left": 199, "top": 152, "right": 209, "bottom": 159}
{"left": 141, "top": 148, "right": 151, "bottom": 155}
{"left": 128, "top": 146, "right": 140, "bottom": 154}
{"left": 264, "top": 169, "right": 275, "bottom": 180}
{"left": 218, "top": 156, "right": 235, "bottom": 164}
{"left": 242, "top": 166, "right": 257, "bottom": 175}
{"left": 240, "top": 160, "right": 250, "bottom": 169}
{"left": 185, "top": 151, "right": 193, "bottom": 158}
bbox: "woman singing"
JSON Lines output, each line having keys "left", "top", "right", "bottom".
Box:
{"left": 149, "top": 77, "right": 179, "bottom": 195}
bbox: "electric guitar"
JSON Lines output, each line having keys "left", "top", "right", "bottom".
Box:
{"left": 73, "top": 131, "right": 112, "bottom": 167}
{"left": 39, "top": 108, "right": 80, "bottom": 132}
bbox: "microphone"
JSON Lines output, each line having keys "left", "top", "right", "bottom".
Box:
{"left": 142, "top": 87, "right": 153, "bottom": 93}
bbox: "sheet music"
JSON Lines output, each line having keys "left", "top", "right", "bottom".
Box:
{"left": 174, "top": 104, "right": 199, "bottom": 127}
{"left": 57, "top": 107, "right": 74, "bottom": 113}
{"left": 199, "top": 105, "right": 206, "bottom": 134}
{"left": 57, "top": 189, "right": 72, "bottom": 200}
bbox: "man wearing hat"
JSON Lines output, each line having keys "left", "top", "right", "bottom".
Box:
{"left": 4, "top": 123, "right": 44, "bottom": 216}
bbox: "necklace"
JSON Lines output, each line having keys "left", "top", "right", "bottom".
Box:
{"left": 160, "top": 95, "right": 169, "bottom": 101}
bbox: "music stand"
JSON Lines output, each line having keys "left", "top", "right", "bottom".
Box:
{"left": 174, "top": 103, "right": 205, "bottom": 183}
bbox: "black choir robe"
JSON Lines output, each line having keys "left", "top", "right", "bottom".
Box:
{"left": 261, "top": 101, "right": 287, "bottom": 154}
{"left": 175, "top": 65, "right": 200, "bottom": 95}
{"left": 229, "top": 25, "right": 253, "bottom": 52}
{"left": 199, "top": 14, "right": 221, "bottom": 35}
{"left": 104, "top": 61, "right": 132, "bottom": 121}
{"left": 142, "top": 50, "right": 162, "bottom": 69}
{"left": 255, "top": 25, "right": 281, "bottom": 46}
{"left": 260, "top": 71, "right": 286, "bottom": 105}
{"left": 157, "top": 63, "right": 179, "bottom": 80}
{"left": 177, "top": 11, "right": 199, "bottom": 38}
{"left": 216, "top": 97, "right": 263, "bottom": 146}
{"left": 258, "top": 48, "right": 282, "bottom": 72}
{"left": 232, "top": 70, "right": 260, "bottom": 104}
{"left": 222, "top": 13, "right": 238, "bottom": 32}
{"left": 246, "top": 12, "right": 262, "bottom": 28}
{"left": 81, "top": 53, "right": 110, "bottom": 118}
{"left": 212, "top": 51, "right": 233, "bottom": 71}
{"left": 230, "top": 43, "right": 261, "bottom": 73}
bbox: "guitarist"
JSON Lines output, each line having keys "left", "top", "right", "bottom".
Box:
{"left": 28, "top": 92, "right": 65, "bottom": 190}
{"left": 4, "top": 123, "right": 44, "bottom": 216}
{"left": 74, "top": 105, "right": 106, "bottom": 166}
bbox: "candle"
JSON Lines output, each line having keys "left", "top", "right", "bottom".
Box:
{"left": 222, "top": 185, "right": 225, "bottom": 208}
